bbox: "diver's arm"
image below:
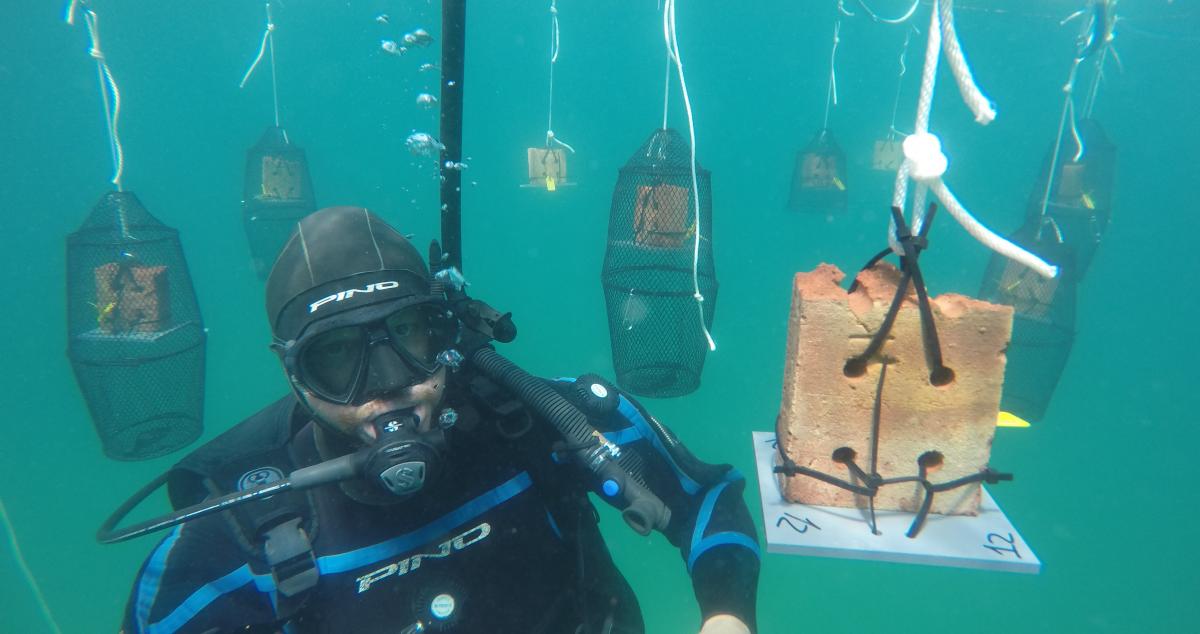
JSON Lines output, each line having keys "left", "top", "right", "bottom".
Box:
{"left": 121, "top": 520, "right": 279, "bottom": 634}
{"left": 609, "top": 395, "right": 761, "bottom": 633}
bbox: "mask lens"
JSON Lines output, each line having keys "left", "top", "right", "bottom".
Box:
{"left": 299, "top": 326, "right": 368, "bottom": 401}
{"left": 384, "top": 304, "right": 453, "bottom": 369}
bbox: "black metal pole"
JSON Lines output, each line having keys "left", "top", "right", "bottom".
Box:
{"left": 440, "top": 0, "right": 466, "bottom": 272}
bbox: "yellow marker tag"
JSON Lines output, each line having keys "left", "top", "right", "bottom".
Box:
{"left": 1080, "top": 192, "right": 1095, "bottom": 209}
{"left": 545, "top": 175, "right": 557, "bottom": 192}
{"left": 997, "top": 411, "right": 1031, "bottom": 428}
{"left": 832, "top": 176, "right": 846, "bottom": 191}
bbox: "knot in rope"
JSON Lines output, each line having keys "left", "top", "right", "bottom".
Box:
{"left": 902, "top": 132, "right": 947, "bottom": 182}
{"left": 267, "top": 22, "right": 276, "bottom": 32}
{"left": 89, "top": 46, "right": 103, "bottom": 60}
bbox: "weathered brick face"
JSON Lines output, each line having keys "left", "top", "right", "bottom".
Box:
{"left": 776, "top": 263, "right": 1013, "bottom": 516}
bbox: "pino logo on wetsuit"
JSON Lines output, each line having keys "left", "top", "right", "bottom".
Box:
{"left": 356, "top": 523, "right": 492, "bottom": 593}
{"left": 309, "top": 281, "right": 401, "bottom": 313}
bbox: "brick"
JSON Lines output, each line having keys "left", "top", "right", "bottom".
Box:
{"left": 776, "top": 263, "right": 1012, "bottom": 515}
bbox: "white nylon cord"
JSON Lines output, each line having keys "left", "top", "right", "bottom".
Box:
{"left": 544, "top": 0, "right": 574, "bottom": 153}
{"left": 889, "top": 0, "right": 1055, "bottom": 278}
{"left": 822, "top": 20, "right": 841, "bottom": 129}
{"left": 663, "top": 0, "right": 715, "bottom": 352}
{"left": 70, "top": 5, "right": 125, "bottom": 196}
{"left": 660, "top": 54, "right": 672, "bottom": 131}
{"left": 240, "top": 2, "right": 281, "bottom": 127}
{"left": 2, "top": 499, "right": 63, "bottom": 634}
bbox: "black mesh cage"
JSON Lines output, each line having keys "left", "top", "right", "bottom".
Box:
{"left": 67, "top": 192, "right": 206, "bottom": 460}
{"left": 243, "top": 126, "right": 316, "bottom": 279}
{"left": 601, "top": 128, "right": 717, "bottom": 398}
{"left": 1023, "top": 118, "right": 1115, "bottom": 278}
{"left": 979, "top": 222, "right": 1077, "bottom": 423}
{"left": 788, "top": 128, "right": 848, "bottom": 213}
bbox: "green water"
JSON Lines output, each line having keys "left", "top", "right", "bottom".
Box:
{"left": 1, "top": 1, "right": 1197, "bottom": 632}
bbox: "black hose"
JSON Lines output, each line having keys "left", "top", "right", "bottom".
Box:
{"left": 469, "top": 347, "right": 669, "bottom": 535}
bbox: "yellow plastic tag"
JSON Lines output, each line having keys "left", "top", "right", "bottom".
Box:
{"left": 997, "top": 411, "right": 1031, "bottom": 428}
{"left": 545, "top": 175, "right": 557, "bottom": 192}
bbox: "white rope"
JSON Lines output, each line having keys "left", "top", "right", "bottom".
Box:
{"left": 851, "top": 0, "right": 921, "bottom": 25}
{"left": 938, "top": 0, "right": 995, "bottom": 124}
{"left": 663, "top": 0, "right": 715, "bottom": 352}
{"left": 889, "top": 0, "right": 1055, "bottom": 278}
{"left": 240, "top": 3, "right": 280, "bottom": 127}
{"left": 822, "top": 19, "right": 841, "bottom": 129}
{"left": 543, "top": 0, "right": 574, "bottom": 153}
{"left": 2, "top": 499, "right": 63, "bottom": 634}
{"left": 660, "top": 54, "right": 672, "bottom": 131}
{"left": 75, "top": 7, "right": 125, "bottom": 195}
{"left": 887, "top": 28, "right": 913, "bottom": 139}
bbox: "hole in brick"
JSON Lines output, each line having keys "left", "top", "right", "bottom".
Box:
{"left": 929, "top": 366, "right": 955, "bottom": 386}
{"left": 832, "top": 447, "right": 856, "bottom": 464}
{"left": 843, "top": 358, "right": 867, "bottom": 378}
{"left": 918, "top": 450, "right": 944, "bottom": 473}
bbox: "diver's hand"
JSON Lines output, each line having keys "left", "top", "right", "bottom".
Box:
{"left": 699, "top": 614, "right": 751, "bottom": 634}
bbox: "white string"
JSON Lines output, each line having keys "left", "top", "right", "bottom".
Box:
{"left": 663, "top": 0, "right": 715, "bottom": 352}
{"left": 1037, "top": 7, "right": 1098, "bottom": 228}
{"left": 887, "top": 28, "right": 913, "bottom": 139}
{"left": 851, "top": 0, "right": 921, "bottom": 24}
{"left": 543, "top": 0, "right": 574, "bottom": 153}
{"left": 889, "top": 0, "right": 1055, "bottom": 278}
{"left": 822, "top": 19, "right": 841, "bottom": 129}
{"left": 75, "top": 7, "right": 125, "bottom": 195}
{"left": 240, "top": 3, "right": 280, "bottom": 127}
{"left": 2, "top": 499, "right": 63, "bottom": 634}
{"left": 660, "top": 54, "right": 672, "bottom": 131}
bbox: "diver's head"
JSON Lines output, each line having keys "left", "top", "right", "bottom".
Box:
{"left": 266, "top": 206, "right": 458, "bottom": 443}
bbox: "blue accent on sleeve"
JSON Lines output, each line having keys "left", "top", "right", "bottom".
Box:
{"left": 602, "top": 479, "right": 620, "bottom": 497}
{"left": 687, "top": 532, "right": 762, "bottom": 574}
{"left": 143, "top": 472, "right": 533, "bottom": 633}
{"left": 146, "top": 564, "right": 266, "bottom": 634}
{"left": 604, "top": 426, "right": 643, "bottom": 445}
{"left": 686, "top": 476, "right": 760, "bottom": 574}
{"left": 545, "top": 508, "right": 563, "bottom": 540}
{"left": 615, "top": 396, "right": 702, "bottom": 495}
{"left": 135, "top": 525, "right": 182, "bottom": 633}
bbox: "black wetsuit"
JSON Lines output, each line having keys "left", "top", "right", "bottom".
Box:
{"left": 121, "top": 381, "right": 759, "bottom": 634}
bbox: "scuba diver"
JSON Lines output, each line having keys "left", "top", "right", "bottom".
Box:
{"left": 117, "top": 207, "right": 759, "bottom": 634}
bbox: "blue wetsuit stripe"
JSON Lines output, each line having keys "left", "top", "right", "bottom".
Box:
{"left": 317, "top": 471, "right": 533, "bottom": 574}
{"left": 617, "top": 397, "right": 701, "bottom": 495}
{"left": 145, "top": 472, "right": 532, "bottom": 633}
{"left": 135, "top": 525, "right": 183, "bottom": 633}
{"left": 688, "top": 533, "right": 762, "bottom": 574}
{"left": 686, "top": 475, "right": 759, "bottom": 573}
{"left": 147, "top": 565, "right": 257, "bottom": 634}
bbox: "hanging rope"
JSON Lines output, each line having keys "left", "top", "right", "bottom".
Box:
{"left": 68, "top": 1, "right": 125, "bottom": 195}
{"left": 2, "top": 498, "right": 63, "bottom": 634}
{"left": 240, "top": 2, "right": 281, "bottom": 128}
{"left": 887, "top": 27, "right": 914, "bottom": 139}
{"left": 663, "top": 0, "right": 716, "bottom": 352}
{"left": 1036, "top": 3, "right": 1117, "bottom": 230}
{"left": 841, "top": 0, "right": 921, "bottom": 25}
{"left": 889, "top": 0, "right": 1056, "bottom": 279}
{"left": 822, "top": 19, "right": 842, "bottom": 129}
{"left": 544, "top": 0, "right": 574, "bottom": 153}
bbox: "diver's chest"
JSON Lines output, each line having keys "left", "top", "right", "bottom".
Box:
{"left": 298, "top": 473, "right": 576, "bottom": 632}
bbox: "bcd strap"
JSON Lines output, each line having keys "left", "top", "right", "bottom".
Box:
{"left": 263, "top": 517, "right": 319, "bottom": 601}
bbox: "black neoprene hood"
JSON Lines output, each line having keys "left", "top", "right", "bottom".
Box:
{"left": 266, "top": 206, "right": 434, "bottom": 341}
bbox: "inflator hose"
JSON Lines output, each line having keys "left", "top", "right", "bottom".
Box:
{"left": 469, "top": 347, "right": 671, "bottom": 535}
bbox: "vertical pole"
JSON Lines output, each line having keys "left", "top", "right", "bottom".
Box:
{"left": 440, "top": 0, "right": 466, "bottom": 272}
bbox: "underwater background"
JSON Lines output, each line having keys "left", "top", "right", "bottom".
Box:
{"left": 1, "top": 0, "right": 1197, "bottom": 632}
